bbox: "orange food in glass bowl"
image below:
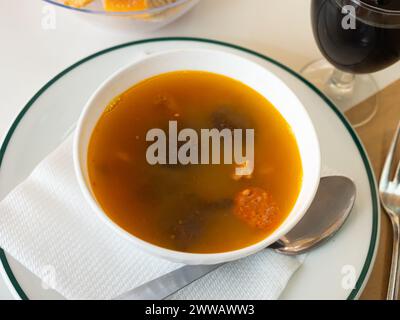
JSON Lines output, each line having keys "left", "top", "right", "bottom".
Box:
{"left": 103, "top": 0, "right": 148, "bottom": 11}
{"left": 64, "top": 0, "right": 94, "bottom": 8}
{"left": 51, "top": 0, "right": 198, "bottom": 32}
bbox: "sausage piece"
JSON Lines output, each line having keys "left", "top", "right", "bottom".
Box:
{"left": 234, "top": 187, "right": 280, "bottom": 229}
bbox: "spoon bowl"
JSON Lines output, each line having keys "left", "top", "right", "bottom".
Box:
{"left": 273, "top": 175, "right": 356, "bottom": 255}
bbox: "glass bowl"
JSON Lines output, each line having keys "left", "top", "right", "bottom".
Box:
{"left": 43, "top": 0, "right": 200, "bottom": 31}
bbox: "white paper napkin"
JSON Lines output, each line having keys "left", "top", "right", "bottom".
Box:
{"left": 0, "top": 136, "right": 302, "bottom": 300}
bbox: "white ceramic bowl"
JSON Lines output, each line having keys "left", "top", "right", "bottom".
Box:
{"left": 74, "top": 49, "right": 321, "bottom": 265}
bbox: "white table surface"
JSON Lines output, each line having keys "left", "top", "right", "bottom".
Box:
{"left": 0, "top": 0, "right": 399, "bottom": 300}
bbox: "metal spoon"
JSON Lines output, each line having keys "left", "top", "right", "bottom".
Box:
{"left": 116, "top": 175, "right": 356, "bottom": 300}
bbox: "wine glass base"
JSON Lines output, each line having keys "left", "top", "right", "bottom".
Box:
{"left": 300, "top": 59, "right": 378, "bottom": 128}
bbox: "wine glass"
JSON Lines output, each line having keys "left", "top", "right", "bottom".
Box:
{"left": 301, "top": 0, "right": 400, "bottom": 127}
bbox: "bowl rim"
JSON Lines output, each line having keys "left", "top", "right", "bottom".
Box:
{"left": 73, "top": 48, "right": 321, "bottom": 265}
{"left": 43, "top": 0, "right": 193, "bottom": 15}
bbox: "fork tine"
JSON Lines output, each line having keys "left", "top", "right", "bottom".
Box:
{"left": 393, "top": 121, "right": 400, "bottom": 184}
{"left": 380, "top": 121, "right": 400, "bottom": 188}
{"left": 394, "top": 153, "right": 400, "bottom": 185}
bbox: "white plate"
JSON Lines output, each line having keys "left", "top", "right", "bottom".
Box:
{"left": 0, "top": 37, "right": 380, "bottom": 300}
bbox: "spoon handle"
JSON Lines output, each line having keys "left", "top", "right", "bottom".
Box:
{"left": 114, "top": 264, "right": 223, "bottom": 300}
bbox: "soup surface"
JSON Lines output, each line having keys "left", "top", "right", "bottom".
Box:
{"left": 88, "top": 71, "right": 302, "bottom": 253}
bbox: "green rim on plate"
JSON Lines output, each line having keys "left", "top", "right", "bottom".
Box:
{"left": 0, "top": 37, "right": 379, "bottom": 300}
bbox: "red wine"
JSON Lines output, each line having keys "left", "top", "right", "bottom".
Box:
{"left": 312, "top": 0, "right": 400, "bottom": 73}
{"left": 362, "top": 0, "right": 400, "bottom": 10}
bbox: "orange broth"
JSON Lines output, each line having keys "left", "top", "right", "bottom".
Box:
{"left": 88, "top": 71, "right": 302, "bottom": 253}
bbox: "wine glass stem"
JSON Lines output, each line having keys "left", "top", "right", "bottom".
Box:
{"left": 329, "top": 69, "right": 355, "bottom": 93}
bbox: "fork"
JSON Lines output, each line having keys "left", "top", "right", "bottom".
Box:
{"left": 380, "top": 121, "right": 400, "bottom": 300}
